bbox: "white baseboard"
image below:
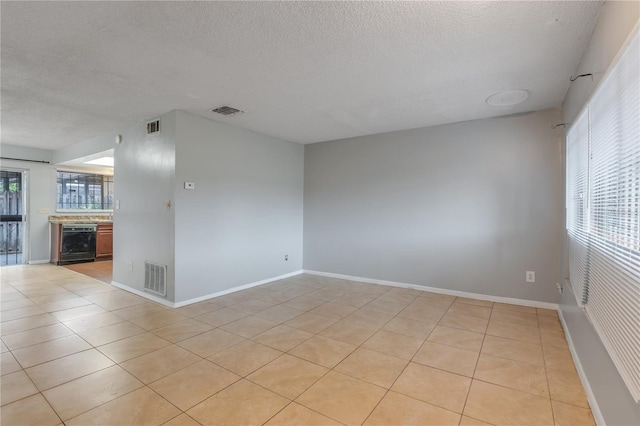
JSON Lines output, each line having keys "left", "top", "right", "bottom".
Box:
{"left": 303, "top": 270, "right": 559, "bottom": 310}
{"left": 28, "top": 259, "right": 50, "bottom": 265}
{"left": 111, "top": 269, "right": 305, "bottom": 308}
{"left": 173, "top": 270, "right": 305, "bottom": 308}
{"left": 110, "top": 281, "right": 175, "bottom": 308}
{"left": 558, "top": 309, "right": 605, "bottom": 426}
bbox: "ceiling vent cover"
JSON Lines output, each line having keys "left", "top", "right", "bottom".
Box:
{"left": 211, "top": 106, "right": 244, "bottom": 116}
{"left": 146, "top": 120, "right": 160, "bottom": 135}
{"left": 144, "top": 261, "right": 167, "bottom": 297}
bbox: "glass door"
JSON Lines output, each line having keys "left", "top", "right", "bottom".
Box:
{"left": 0, "top": 170, "right": 26, "bottom": 266}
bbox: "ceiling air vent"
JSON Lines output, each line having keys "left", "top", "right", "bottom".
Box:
{"left": 146, "top": 119, "right": 160, "bottom": 135}
{"left": 211, "top": 105, "right": 244, "bottom": 116}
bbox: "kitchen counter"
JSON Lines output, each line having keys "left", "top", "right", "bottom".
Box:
{"left": 48, "top": 215, "right": 113, "bottom": 224}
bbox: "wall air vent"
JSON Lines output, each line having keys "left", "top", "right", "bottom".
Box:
{"left": 146, "top": 119, "right": 160, "bottom": 135}
{"left": 211, "top": 105, "right": 244, "bottom": 116}
{"left": 144, "top": 261, "right": 167, "bottom": 297}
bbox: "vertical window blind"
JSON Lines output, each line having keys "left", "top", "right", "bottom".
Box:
{"left": 565, "top": 28, "right": 640, "bottom": 402}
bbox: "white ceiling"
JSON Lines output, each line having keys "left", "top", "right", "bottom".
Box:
{"left": 2, "top": 1, "right": 602, "bottom": 150}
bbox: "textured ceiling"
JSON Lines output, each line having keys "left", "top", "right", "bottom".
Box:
{"left": 1, "top": 1, "right": 602, "bottom": 150}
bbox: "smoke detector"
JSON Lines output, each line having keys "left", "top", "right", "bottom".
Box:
{"left": 211, "top": 105, "right": 244, "bottom": 116}
{"left": 486, "top": 90, "right": 529, "bottom": 107}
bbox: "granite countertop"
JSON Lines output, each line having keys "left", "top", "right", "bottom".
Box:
{"left": 49, "top": 215, "right": 113, "bottom": 224}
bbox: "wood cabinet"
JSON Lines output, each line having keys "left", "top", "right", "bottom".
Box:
{"left": 96, "top": 223, "right": 113, "bottom": 259}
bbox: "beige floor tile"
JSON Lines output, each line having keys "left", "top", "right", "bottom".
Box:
{"left": 481, "top": 334, "right": 545, "bottom": 366}
{"left": 230, "top": 298, "right": 275, "bottom": 314}
{"left": 537, "top": 308, "right": 558, "bottom": 317}
{"left": 42, "top": 365, "right": 143, "bottom": 420}
{"left": 296, "top": 371, "right": 386, "bottom": 426}
{"left": 248, "top": 354, "right": 328, "bottom": 399}
{"left": 335, "top": 347, "right": 408, "bottom": 388}
{"left": 65, "top": 387, "right": 180, "bottom": 426}
{"left": 364, "top": 298, "right": 408, "bottom": 315}
{"left": 543, "top": 346, "right": 576, "bottom": 372}
{"left": 178, "top": 328, "right": 245, "bottom": 357}
{"left": 289, "top": 335, "right": 356, "bottom": 368}
{"left": 129, "top": 310, "right": 189, "bottom": 331}
{"left": 0, "top": 394, "right": 61, "bottom": 426}
{"left": 25, "top": 349, "right": 114, "bottom": 390}
{"left": 97, "top": 332, "right": 170, "bottom": 363}
{"left": 364, "top": 391, "right": 461, "bottom": 426}
{"left": 464, "top": 380, "right": 553, "bottom": 425}
{"left": 1, "top": 297, "right": 36, "bottom": 311}
{"left": 1, "top": 313, "right": 59, "bottom": 336}
{"left": 493, "top": 303, "right": 537, "bottom": 314}
{"left": 174, "top": 301, "right": 221, "bottom": 317}
{"left": 50, "top": 304, "right": 107, "bottom": 322}
{"left": 362, "top": 329, "right": 423, "bottom": 360}
{"left": 79, "top": 321, "right": 145, "bottom": 346}
{"left": 12, "top": 334, "right": 92, "bottom": 368}
{"left": 319, "top": 319, "right": 378, "bottom": 346}
{"left": 255, "top": 305, "right": 305, "bottom": 323}
{"left": 150, "top": 359, "right": 240, "bottom": 411}
{"left": 111, "top": 302, "right": 168, "bottom": 320}
{"left": 1, "top": 351, "right": 22, "bottom": 375}
{"left": 221, "top": 315, "right": 278, "bottom": 338}
{"left": 120, "top": 345, "right": 201, "bottom": 384}
{"left": 397, "top": 303, "right": 447, "bottom": 322}
{"left": 486, "top": 320, "right": 541, "bottom": 343}
{"left": 474, "top": 353, "right": 549, "bottom": 397}
{"left": 427, "top": 325, "right": 484, "bottom": 352}
{"left": 151, "top": 319, "right": 212, "bottom": 343}
{"left": 39, "top": 297, "right": 93, "bottom": 313}
{"left": 344, "top": 308, "right": 395, "bottom": 329}
{"left": 163, "top": 413, "right": 201, "bottom": 426}
{"left": 540, "top": 329, "right": 569, "bottom": 350}
{"left": 1, "top": 305, "right": 46, "bottom": 322}
{"left": 459, "top": 416, "right": 494, "bottom": 425}
{"left": 282, "top": 295, "right": 327, "bottom": 311}
{"left": 538, "top": 315, "right": 563, "bottom": 333}
{"left": 382, "top": 316, "right": 437, "bottom": 339}
{"left": 490, "top": 308, "right": 539, "bottom": 328}
{"left": 85, "top": 291, "right": 145, "bottom": 310}
{"left": 187, "top": 379, "right": 289, "bottom": 425}
{"left": 547, "top": 367, "right": 589, "bottom": 408}
{"left": 413, "top": 341, "right": 479, "bottom": 377}
{"left": 209, "top": 339, "right": 282, "bottom": 376}
{"left": 309, "top": 302, "right": 358, "bottom": 319}
{"left": 391, "top": 362, "right": 470, "bottom": 413}
{"left": 439, "top": 312, "right": 489, "bottom": 334}
{"left": 2, "top": 323, "right": 73, "bottom": 350}
{"left": 61, "top": 312, "right": 125, "bottom": 333}
{"left": 552, "top": 400, "right": 596, "bottom": 426}
{"left": 253, "top": 324, "right": 313, "bottom": 351}
{"left": 1, "top": 370, "right": 39, "bottom": 406}
{"left": 455, "top": 297, "right": 493, "bottom": 308}
{"left": 0, "top": 339, "right": 7, "bottom": 352}
{"left": 194, "top": 307, "right": 249, "bottom": 326}
{"left": 447, "top": 302, "right": 492, "bottom": 320}
{"left": 265, "top": 402, "right": 342, "bottom": 425}
{"left": 284, "top": 312, "right": 339, "bottom": 334}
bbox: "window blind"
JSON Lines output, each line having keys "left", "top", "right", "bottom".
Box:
{"left": 566, "top": 28, "right": 640, "bottom": 402}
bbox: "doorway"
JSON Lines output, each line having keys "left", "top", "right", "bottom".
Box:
{"left": 0, "top": 169, "right": 26, "bottom": 266}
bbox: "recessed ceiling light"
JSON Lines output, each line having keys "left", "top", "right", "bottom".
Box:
{"left": 486, "top": 89, "right": 530, "bottom": 107}
{"left": 85, "top": 157, "right": 114, "bottom": 167}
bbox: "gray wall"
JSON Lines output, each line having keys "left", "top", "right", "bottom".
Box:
{"left": 560, "top": 3, "right": 639, "bottom": 425}
{"left": 112, "top": 111, "right": 177, "bottom": 301}
{"left": 0, "top": 145, "right": 56, "bottom": 263}
{"left": 304, "top": 109, "right": 564, "bottom": 303}
{"left": 173, "top": 111, "right": 304, "bottom": 303}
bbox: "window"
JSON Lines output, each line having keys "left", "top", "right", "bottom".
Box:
{"left": 565, "top": 29, "right": 640, "bottom": 401}
{"left": 56, "top": 171, "right": 114, "bottom": 210}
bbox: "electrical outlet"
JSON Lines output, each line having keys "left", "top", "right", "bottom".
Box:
{"left": 284, "top": 254, "right": 288, "bottom": 261}
{"left": 526, "top": 271, "right": 535, "bottom": 283}
{"left": 556, "top": 283, "right": 563, "bottom": 294}
{"left": 36, "top": 208, "right": 50, "bottom": 214}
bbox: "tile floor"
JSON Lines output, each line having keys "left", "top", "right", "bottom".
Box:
{"left": 0, "top": 264, "right": 595, "bottom": 425}
{"left": 63, "top": 260, "right": 113, "bottom": 285}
